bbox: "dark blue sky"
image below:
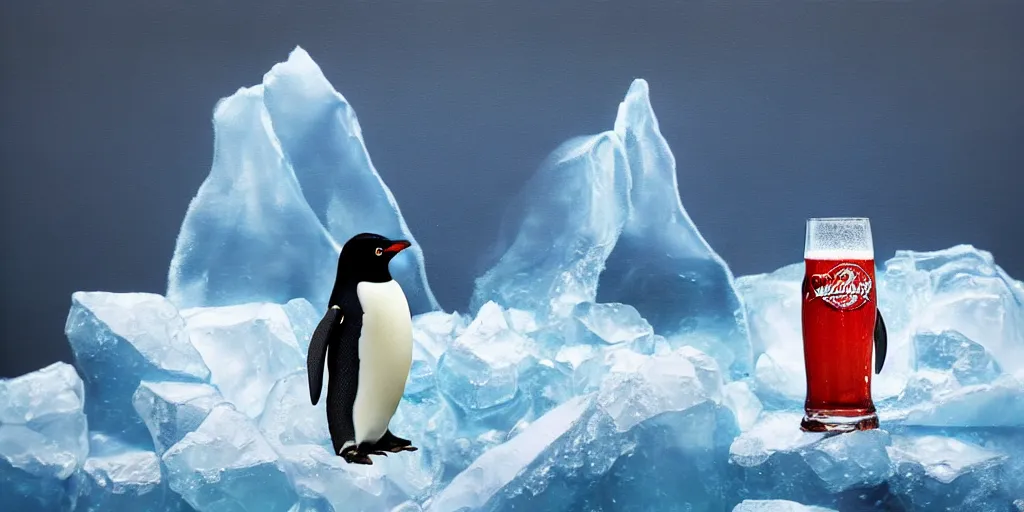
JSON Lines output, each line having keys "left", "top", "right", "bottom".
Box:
{"left": 2, "top": 1, "right": 1022, "bottom": 377}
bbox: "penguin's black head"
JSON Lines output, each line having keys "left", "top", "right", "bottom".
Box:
{"left": 335, "top": 232, "right": 411, "bottom": 284}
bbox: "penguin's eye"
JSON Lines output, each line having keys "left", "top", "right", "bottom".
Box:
{"left": 374, "top": 247, "right": 383, "bottom": 256}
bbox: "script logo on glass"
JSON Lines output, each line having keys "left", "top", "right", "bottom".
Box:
{"left": 809, "top": 263, "right": 873, "bottom": 311}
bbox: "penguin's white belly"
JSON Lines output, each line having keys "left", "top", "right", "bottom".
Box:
{"left": 352, "top": 279, "right": 413, "bottom": 445}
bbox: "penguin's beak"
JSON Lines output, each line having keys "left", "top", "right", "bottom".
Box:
{"left": 383, "top": 240, "right": 411, "bottom": 254}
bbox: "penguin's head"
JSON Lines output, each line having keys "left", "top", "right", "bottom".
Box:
{"left": 336, "top": 233, "right": 412, "bottom": 283}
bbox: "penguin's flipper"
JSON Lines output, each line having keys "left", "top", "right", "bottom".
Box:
{"left": 307, "top": 306, "right": 343, "bottom": 405}
{"left": 874, "top": 308, "right": 888, "bottom": 374}
{"left": 326, "top": 311, "right": 363, "bottom": 458}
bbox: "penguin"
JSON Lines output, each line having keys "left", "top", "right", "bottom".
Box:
{"left": 307, "top": 233, "right": 419, "bottom": 465}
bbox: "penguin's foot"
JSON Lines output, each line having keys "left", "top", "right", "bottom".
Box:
{"left": 389, "top": 444, "right": 418, "bottom": 453}
{"left": 339, "top": 444, "right": 383, "bottom": 465}
{"left": 382, "top": 443, "right": 418, "bottom": 453}
{"left": 375, "top": 431, "right": 419, "bottom": 453}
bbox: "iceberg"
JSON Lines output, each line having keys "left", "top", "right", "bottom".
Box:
{"left": 179, "top": 301, "right": 310, "bottom": 418}
{"left": 167, "top": 47, "right": 439, "bottom": 316}
{"left": 725, "top": 414, "right": 1022, "bottom": 510}
{"left": 71, "top": 433, "right": 186, "bottom": 512}
{"left": 597, "top": 80, "right": 751, "bottom": 378}
{"left": 65, "top": 292, "right": 210, "bottom": 445}
{"left": 0, "top": 362, "right": 88, "bottom": 511}
{"left": 427, "top": 347, "right": 734, "bottom": 512}
{"left": 132, "top": 381, "right": 227, "bottom": 454}
{"left": 162, "top": 404, "right": 297, "bottom": 512}
{"left": 470, "top": 130, "right": 630, "bottom": 321}
{"left": 913, "top": 329, "right": 1002, "bottom": 385}
{"left": 471, "top": 80, "right": 752, "bottom": 379}
{"left": 436, "top": 301, "right": 571, "bottom": 423}
{"left": 887, "top": 434, "right": 1013, "bottom": 512}
{"left": 2, "top": 47, "right": 1023, "bottom": 511}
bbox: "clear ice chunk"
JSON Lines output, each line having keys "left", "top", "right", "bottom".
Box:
{"left": 387, "top": 394, "right": 458, "bottom": 476}
{"left": 913, "top": 329, "right": 1001, "bottom": 385}
{"left": 733, "top": 500, "right": 837, "bottom": 512}
{"left": 729, "top": 413, "right": 893, "bottom": 498}
{"left": 274, "top": 444, "right": 412, "bottom": 512}
{"left": 425, "top": 395, "right": 593, "bottom": 512}
{"left": 436, "top": 302, "right": 570, "bottom": 419}
{"left": 597, "top": 347, "right": 719, "bottom": 432}
{"left": 413, "top": 311, "right": 469, "bottom": 360}
{"left": 0, "top": 362, "right": 89, "bottom": 510}
{"left": 71, "top": 432, "right": 182, "bottom": 512}
{"left": 406, "top": 341, "right": 439, "bottom": 400}
{"left": 571, "top": 344, "right": 649, "bottom": 393}
{"left": 882, "top": 368, "right": 959, "bottom": 410}
{"left": 181, "top": 302, "right": 307, "bottom": 418}
{"left": 167, "top": 47, "right": 439, "bottom": 315}
{"left": 162, "top": 404, "right": 297, "bottom": 512}
{"left": 886, "top": 371, "right": 1024, "bottom": 427}
{"left": 888, "top": 435, "right": 1006, "bottom": 485}
{"left": 734, "top": 264, "right": 808, "bottom": 408}
{"left": 722, "top": 381, "right": 764, "bottom": 431}
{"left": 728, "top": 412, "right": 824, "bottom": 468}
{"left": 568, "top": 302, "right": 655, "bottom": 354}
{"left": 882, "top": 245, "right": 1024, "bottom": 380}
{"left": 430, "top": 347, "right": 735, "bottom": 511}
{"left": 64, "top": 292, "right": 210, "bottom": 444}
{"left": 436, "top": 313, "right": 529, "bottom": 411}
{"left": 132, "top": 380, "right": 226, "bottom": 454}
{"left": 257, "top": 371, "right": 329, "bottom": 449}
{"left": 887, "top": 435, "right": 1010, "bottom": 510}
{"left": 800, "top": 429, "right": 893, "bottom": 493}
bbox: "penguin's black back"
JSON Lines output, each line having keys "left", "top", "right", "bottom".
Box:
{"left": 308, "top": 285, "right": 365, "bottom": 454}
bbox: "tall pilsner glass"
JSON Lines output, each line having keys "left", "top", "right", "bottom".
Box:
{"left": 801, "top": 217, "right": 885, "bottom": 432}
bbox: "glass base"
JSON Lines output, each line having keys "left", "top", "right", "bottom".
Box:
{"left": 800, "top": 410, "right": 879, "bottom": 433}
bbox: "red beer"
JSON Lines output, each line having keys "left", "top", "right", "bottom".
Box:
{"left": 800, "top": 218, "right": 879, "bottom": 432}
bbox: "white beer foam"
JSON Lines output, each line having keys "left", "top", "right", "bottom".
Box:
{"left": 805, "top": 248, "right": 874, "bottom": 260}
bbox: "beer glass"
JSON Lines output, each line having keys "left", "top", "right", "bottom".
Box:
{"left": 801, "top": 217, "right": 884, "bottom": 432}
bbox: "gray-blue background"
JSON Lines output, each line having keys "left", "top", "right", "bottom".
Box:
{"left": 2, "top": 1, "right": 1022, "bottom": 377}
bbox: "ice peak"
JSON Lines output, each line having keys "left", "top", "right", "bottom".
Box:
{"left": 270, "top": 46, "right": 321, "bottom": 80}
{"left": 613, "top": 78, "right": 657, "bottom": 135}
{"left": 263, "top": 46, "right": 343, "bottom": 119}
{"left": 284, "top": 45, "right": 318, "bottom": 71}
{"left": 212, "top": 85, "right": 263, "bottom": 121}
{"left": 167, "top": 49, "right": 439, "bottom": 314}
{"left": 473, "top": 77, "right": 752, "bottom": 377}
